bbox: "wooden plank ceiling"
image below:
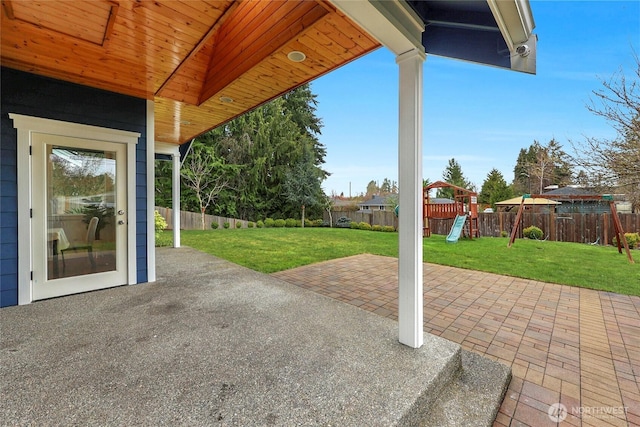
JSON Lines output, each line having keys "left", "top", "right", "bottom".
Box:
{"left": 1, "top": 0, "right": 380, "bottom": 144}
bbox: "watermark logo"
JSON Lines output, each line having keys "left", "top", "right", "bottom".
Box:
{"left": 548, "top": 403, "right": 628, "bottom": 422}
{"left": 548, "top": 403, "right": 568, "bottom": 422}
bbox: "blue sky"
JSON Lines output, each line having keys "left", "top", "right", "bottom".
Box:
{"left": 312, "top": 1, "right": 639, "bottom": 197}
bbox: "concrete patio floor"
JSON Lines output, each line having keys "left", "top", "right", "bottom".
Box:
{"left": 273, "top": 254, "right": 640, "bottom": 427}
{"left": 1, "top": 247, "right": 510, "bottom": 426}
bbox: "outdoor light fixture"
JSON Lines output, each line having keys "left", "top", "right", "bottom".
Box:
{"left": 516, "top": 44, "right": 530, "bottom": 57}
{"left": 219, "top": 96, "right": 234, "bottom": 103}
{"left": 287, "top": 51, "right": 306, "bottom": 62}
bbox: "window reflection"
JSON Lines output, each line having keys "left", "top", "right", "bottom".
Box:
{"left": 46, "top": 145, "right": 117, "bottom": 279}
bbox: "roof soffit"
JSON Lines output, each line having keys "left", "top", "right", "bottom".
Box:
{"left": 2, "top": 0, "right": 381, "bottom": 145}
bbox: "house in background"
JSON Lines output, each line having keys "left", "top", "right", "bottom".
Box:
{"left": 1, "top": 0, "right": 536, "bottom": 349}
{"left": 358, "top": 195, "right": 396, "bottom": 213}
{"left": 542, "top": 186, "right": 610, "bottom": 214}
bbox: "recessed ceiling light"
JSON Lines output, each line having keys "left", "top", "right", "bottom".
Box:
{"left": 219, "top": 96, "right": 234, "bottom": 103}
{"left": 287, "top": 51, "right": 306, "bottom": 62}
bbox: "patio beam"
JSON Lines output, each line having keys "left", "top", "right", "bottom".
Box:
{"left": 396, "top": 48, "right": 425, "bottom": 348}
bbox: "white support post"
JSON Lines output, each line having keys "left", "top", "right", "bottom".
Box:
{"left": 172, "top": 152, "right": 181, "bottom": 248}
{"left": 146, "top": 100, "right": 156, "bottom": 283}
{"left": 396, "top": 49, "right": 425, "bottom": 348}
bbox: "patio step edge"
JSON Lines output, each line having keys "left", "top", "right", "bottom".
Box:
{"left": 398, "top": 342, "right": 463, "bottom": 426}
{"left": 419, "top": 350, "right": 512, "bottom": 427}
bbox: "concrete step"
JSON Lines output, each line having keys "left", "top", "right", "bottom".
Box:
{"left": 421, "top": 350, "right": 512, "bottom": 427}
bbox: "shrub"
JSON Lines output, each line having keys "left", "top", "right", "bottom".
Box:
{"left": 285, "top": 218, "right": 297, "bottom": 228}
{"left": 304, "top": 219, "right": 313, "bottom": 228}
{"left": 264, "top": 218, "right": 275, "bottom": 228}
{"left": 223, "top": 222, "right": 230, "bottom": 229}
{"left": 358, "top": 222, "right": 372, "bottom": 231}
{"left": 350, "top": 221, "right": 359, "bottom": 229}
{"left": 335, "top": 216, "right": 352, "bottom": 228}
{"left": 313, "top": 219, "right": 324, "bottom": 227}
{"left": 523, "top": 226, "right": 543, "bottom": 240}
{"left": 274, "top": 219, "right": 286, "bottom": 228}
{"left": 154, "top": 210, "right": 167, "bottom": 239}
{"left": 256, "top": 220, "right": 264, "bottom": 228}
{"left": 372, "top": 225, "right": 383, "bottom": 232}
{"left": 500, "top": 230, "right": 508, "bottom": 238}
{"left": 248, "top": 222, "right": 255, "bottom": 228}
{"left": 382, "top": 226, "right": 396, "bottom": 232}
{"left": 211, "top": 222, "right": 219, "bottom": 229}
{"left": 236, "top": 222, "right": 242, "bottom": 228}
{"left": 612, "top": 232, "right": 640, "bottom": 248}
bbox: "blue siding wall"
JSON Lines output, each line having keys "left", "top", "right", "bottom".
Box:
{"left": 0, "top": 68, "right": 148, "bottom": 307}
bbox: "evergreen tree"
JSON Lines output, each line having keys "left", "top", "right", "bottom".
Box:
{"left": 512, "top": 147, "right": 536, "bottom": 194}
{"left": 479, "top": 169, "right": 513, "bottom": 209}
{"left": 172, "top": 84, "right": 329, "bottom": 221}
{"left": 437, "top": 158, "right": 473, "bottom": 199}
{"left": 365, "top": 180, "right": 379, "bottom": 197}
{"left": 512, "top": 139, "right": 573, "bottom": 194}
{"left": 155, "top": 84, "right": 332, "bottom": 221}
{"left": 282, "top": 84, "right": 328, "bottom": 180}
{"left": 283, "top": 146, "right": 323, "bottom": 226}
{"left": 380, "top": 178, "right": 392, "bottom": 194}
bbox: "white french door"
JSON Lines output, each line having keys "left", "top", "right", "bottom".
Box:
{"left": 31, "top": 133, "right": 129, "bottom": 300}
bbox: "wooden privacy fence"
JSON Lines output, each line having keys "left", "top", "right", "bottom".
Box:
{"left": 324, "top": 210, "right": 639, "bottom": 246}
{"left": 323, "top": 210, "right": 398, "bottom": 228}
{"left": 431, "top": 212, "right": 639, "bottom": 245}
{"left": 157, "top": 206, "right": 638, "bottom": 246}
{"left": 155, "top": 206, "right": 248, "bottom": 230}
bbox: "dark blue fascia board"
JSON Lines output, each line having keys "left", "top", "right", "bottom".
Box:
{"left": 407, "top": 0, "right": 512, "bottom": 70}
{"left": 423, "top": 25, "right": 510, "bottom": 69}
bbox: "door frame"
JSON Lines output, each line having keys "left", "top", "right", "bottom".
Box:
{"left": 10, "top": 114, "right": 140, "bottom": 305}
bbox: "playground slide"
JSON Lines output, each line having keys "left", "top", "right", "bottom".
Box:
{"left": 446, "top": 214, "right": 467, "bottom": 243}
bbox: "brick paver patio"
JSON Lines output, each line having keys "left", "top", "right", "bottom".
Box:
{"left": 272, "top": 254, "right": 640, "bottom": 427}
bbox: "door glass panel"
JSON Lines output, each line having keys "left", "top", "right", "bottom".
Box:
{"left": 47, "top": 145, "right": 117, "bottom": 280}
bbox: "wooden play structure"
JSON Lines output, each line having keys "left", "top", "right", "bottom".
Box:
{"left": 508, "top": 194, "right": 634, "bottom": 264}
{"left": 423, "top": 181, "right": 479, "bottom": 240}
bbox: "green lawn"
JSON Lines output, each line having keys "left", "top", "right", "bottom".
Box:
{"left": 161, "top": 228, "right": 640, "bottom": 296}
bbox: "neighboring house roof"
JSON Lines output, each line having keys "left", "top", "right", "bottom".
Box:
{"left": 358, "top": 195, "right": 394, "bottom": 207}
{"left": 542, "top": 187, "right": 598, "bottom": 197}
